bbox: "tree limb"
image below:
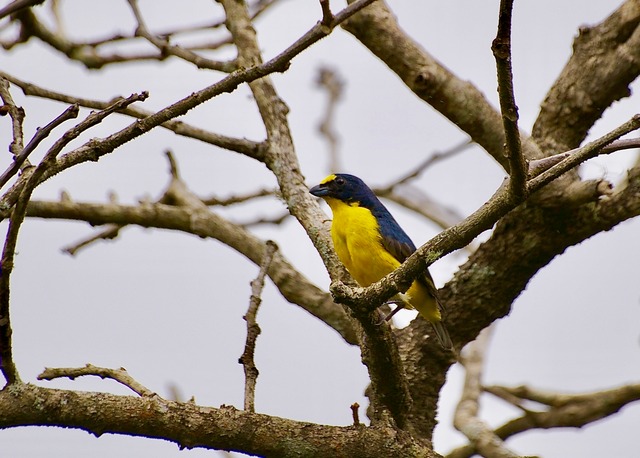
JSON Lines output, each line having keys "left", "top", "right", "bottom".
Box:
{"left": 492, "top": 0, "right": 526, "bottom": 199}
{"left": 38, "top": 364, "right": 157, "bottom": 398}
{"left": 0, "top": 383, "right": 437, "bottom": 457}
{"left": 532, "top": 0, "right": 640, "bottom": 154}
{"left": 342, "top": 0, "right": 544, "bottom": 169}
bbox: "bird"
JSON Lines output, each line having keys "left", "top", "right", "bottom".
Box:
{"left": 309, "top": 173, "right": 453, "bottom": 350}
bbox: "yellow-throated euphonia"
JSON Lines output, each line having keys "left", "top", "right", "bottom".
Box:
{"left": 310, "top": 173, "right": 453, "bottom": 350}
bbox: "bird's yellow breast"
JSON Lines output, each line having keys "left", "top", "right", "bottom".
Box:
{"left": 325, "top": 196, "right": 441, "bottom": 322}
{"left": 325, "top": 197, "right": 401, "bottom": 287}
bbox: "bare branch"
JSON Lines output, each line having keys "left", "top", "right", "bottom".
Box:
{"left": 127, "top": 0, "right": 235, "bottom": 72}
{"left": 0, "top": 77, "right": 25, "bottom": 159}
{"left": 319, "top": 0, "right": 334, "bottom": 27}
{"left": 0, "top": 383, "right": 432, "bottom": 457}
{"left": 240, "top": 240, "right": 277, "bottom": 413}
{"left": 342, "top": 0, "right": 544, "bottom": 170}
{"left": 0, "top": 70, "right": 266, "bottom": 159}
{"left": 527, "top": 115, "right": 640, "bottom": 193}
{"left": 0, "top": 103, "right": 79, "bottom": 190}
{"left": 446, "top": 382, "right": 640, "bottom": 458}
{"left": 0, "top": 0, "right": 44, "bottom": 20}
{"left": 0, "top": 0, "right": 378, "bottom": 221}
{"left": 61, "top": 224, "right": 124, "bottom": 256}
{"left": 492, "top": 0, "right": 527, "bottom": 199}
{"left": 0, "top": 102, "right": 77, "bottom": 386}
{"left": 532, "top": 0, "right": 640, "bottom": 153}
{"left": 38, "top": 364, "right": 157, "bottom": 398}
{"left": 0, "top": 93, "right": 149, "bottom": 386}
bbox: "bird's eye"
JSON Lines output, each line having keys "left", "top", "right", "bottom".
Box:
{"left": 335, "top": 176, "right": 345, "bottom": 186}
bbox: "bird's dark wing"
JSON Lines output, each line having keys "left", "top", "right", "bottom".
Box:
{"left": 376, "top": 210, "right": 445, "bottom": 313}
{"left": 380, "top": 231, "right": 414, "bottom": 264}
{"left": 376, "top": 211, "right": 416, "bottom": 264}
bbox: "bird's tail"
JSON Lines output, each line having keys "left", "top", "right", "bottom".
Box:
{"left": 431, "top": 320, "right": 453, "bottom": 350}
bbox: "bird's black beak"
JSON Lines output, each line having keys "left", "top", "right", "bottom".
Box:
{"left": 309, "top": 183, "right": 330, "bottom": 197}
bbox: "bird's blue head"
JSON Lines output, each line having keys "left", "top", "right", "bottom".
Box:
{"left": 309, "top": 173, "right": 378, "bottom": 207}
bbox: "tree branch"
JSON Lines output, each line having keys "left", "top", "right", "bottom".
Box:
{"left": 0, "top": 70, "right": 266, "bottom": 159}
{"left": 492, "top": 0, "right": 527, "bottom": 199}
{"left": 240, "top": 240, "right": 277, "bottom": 413}
{"left": 0, "top": 102, "right": 79, "bottom": 190}
{"left": 38, "top": 364, "right": 157, "bottom": 398}
{"left": 0, "top": 0, "right": 44, "bottom": 20}
{"left": 0, "top": 0, "right": 379, "bottom": 221}
{"left": 447, "top": 382, "right": 640, "bottom": 458}
{"left": 532, "top": 0, "right": 640, "bottom": 153}
{"left": 0, "top": 383, "right": 437, "bottom": 457}
{"left": 342, "top": 0, "right": 544, "bottom": 170}
{"left": 127, "top": 0, "right": 235, "bottom": 72}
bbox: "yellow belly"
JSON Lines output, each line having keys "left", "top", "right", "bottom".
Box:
{"left": 326, "top": 197, "right": 441, "bottom": 322}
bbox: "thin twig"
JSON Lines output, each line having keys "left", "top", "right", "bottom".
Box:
{"left": 62, "top": 224, "right": 124, "bottom": 256}
{"left": 0, "top": 77, "right": 25, "bottom": 159}
{"left": 127, "top": 0, "right": 235, "bottom": 72}
{"left": 319, "top": 0, "right": 333, "bottom": 27}
{"left": 0, "top": 103, "right": 80, "bottom": 190}
{"left": 0, "top": 103, "right": 77, "bottom": 386}
{"left": 38, "top": 364, "right": 157, "bottom": 397}
{"left": 0, "top": 94, "right": 147, "bottom": 386}
{"left": 201, "top": 188, "right": 275, "bottom": 206}
{"left": 0, "top": 70, "right": 265, "bottom": 159}
{"left": 239, "top": 240, "right": 277, "bottom": 412}
{"left": 492, "top": 0, "right": 527, "bottom": 200}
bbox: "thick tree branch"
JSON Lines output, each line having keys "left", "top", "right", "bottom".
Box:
{"left": 342, "top": 0, "right": 544, "bottom": 170}
{"left": 448, "top": 382, "right": 640, "bottom": 458}
{"left": 0, "top": 383, "right": 436, "bottom": 457}
{"left": 532, "top": 0, "right": 640, "bottom": 154}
